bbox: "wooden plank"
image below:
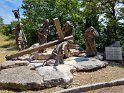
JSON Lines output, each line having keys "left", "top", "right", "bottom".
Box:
{"left": 6, "top": 35, "right": 73, "bottom": 60}
{"left": 53, "top": 18, "right": 64, "bottom": 40}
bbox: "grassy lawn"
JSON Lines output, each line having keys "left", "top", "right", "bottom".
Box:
{"left": 0, "top": 33, "right": 17, "bottom": 63}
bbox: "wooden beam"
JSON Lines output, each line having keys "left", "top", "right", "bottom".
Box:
{"left": 53, "top": 18, "right": 64, "bottom": 40}
{"left": 6, "top": 35, "right": 73, "bottom": 60}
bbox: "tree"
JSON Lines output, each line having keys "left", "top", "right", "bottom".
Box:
{"left": 0, "top": 17, "right": 5, "bottom": 34}
{"left": 0, "top": 16, "right": 3, "bottom": 24}
{"left": 21, "top": 0, "right": 124, "bottom": 50}
{"left": 99, "top": 0, "right": 124, "bottom": 42}
{"left": 21, "top": 0, "right": 80, "bottom": 46}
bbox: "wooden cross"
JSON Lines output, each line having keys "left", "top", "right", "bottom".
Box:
{"left": 53, "top": 18, "right": 70, "bottom": 57}
{"left": 53, "top": 18, "right": 64, "bottom": 40}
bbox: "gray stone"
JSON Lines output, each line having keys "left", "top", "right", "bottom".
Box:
{"left": 95, "top": 54, "right": 104, "bottom": 61}
{"left": 32, "top": 53, "right": 51, "bottom": 60}
{"left": 17, "top": 54, "right": 31, "bottom": 60}
{"left": 29, "top": 43, "right": 39, "bottom": 48}
{"left": 54, "top": 78, "right": 124, "bottom": 93}
{"left": 65, "top": 57, "right": 108, "bottom": 71}
{"left": 110, "top": 78, "right": 124, "bottom": 86}
{"left": 70, "top": 49, "right": 81, "bottom": 56}
{"left": 0, "top": 66, "right": 44, "bottom": 90}
{"left": 36, "top": 65, "right": 74, "bottom": 88}
{"left": 0, "top": 61, "right": 29, "bottom": 70}
{"left": 109, "top": 41, "right": 120, "bottom": 47}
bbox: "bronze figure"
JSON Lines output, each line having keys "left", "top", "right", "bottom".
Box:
{"left": 13, "top": 24, "right": 27, "bottom": 51}
{"left": 85, "top": 26, "right": 99, "bottom": 57}
{"left": 37, "top": 19, "right": 50, "bottom": 52}
{"left": 62, "top": 21, "right": 74, "bottom": 37}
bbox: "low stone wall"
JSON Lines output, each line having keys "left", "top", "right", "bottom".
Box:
{"left": 54, "top": 78, "right": 124, "bottom": 93}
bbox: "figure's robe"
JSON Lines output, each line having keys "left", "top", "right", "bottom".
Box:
{"left": 85, "top": 27, "right": 98, "bottom": 56}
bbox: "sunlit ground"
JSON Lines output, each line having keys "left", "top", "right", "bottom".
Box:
{"left": 0, "top": 33, "right": 17, "bottom": 63}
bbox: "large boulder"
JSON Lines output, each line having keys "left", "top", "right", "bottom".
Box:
{"left": 0, "top": 66, "right": 44, "bottom": 90}
{"left": 36, "top": 65, "right": 75, "bottom": 88}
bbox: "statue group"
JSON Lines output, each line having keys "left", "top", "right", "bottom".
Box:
{"left": 12, "top": 9, "right": 99, "bottom": 66}
{"left": 12, "top": 10, "right": 98, "bottom": 58}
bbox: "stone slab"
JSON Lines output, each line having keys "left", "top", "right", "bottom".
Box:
{"left": 36, "top": 65, "right": 75, "bottom": 88}
{"left": 65, "top": 56, "right": 108, "bottom": 71}
{"left": 0, "top": 66, "right": 44, "bottom": 90}
{"left": 70, "top": 49, "right": 81, "bottom": 56}
{"left": 0, "top": 61, "right": 29, "bottom": 70}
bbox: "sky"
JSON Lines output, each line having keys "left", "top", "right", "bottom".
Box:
{"left": 0, "top": 0, "right": 123, "bottom": 24}
{"left": 0, "top": 0, "right": 23, "bottom": 24}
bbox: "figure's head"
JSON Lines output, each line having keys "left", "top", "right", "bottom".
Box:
{"left": 90, "top": 26, "right": 99, "bottom": 37}
{"left": 43, "top": 19, "right": 49, "bottom": 27}
{"left": 85, "top": 26, "right": 99, "bottom": 38}
{"left": 12, "top": 9, "right": 20, "bottom": 19}
{"left": 45, "top": 19, "right": 49, "bottom": 22}
{"left": 66, "top": 21, "right": 72, "bottom": 26}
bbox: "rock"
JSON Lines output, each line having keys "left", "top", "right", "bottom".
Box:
{"left": 32, "top": 48, "right": 53, "bottom": 60}
{"left": 32, "top": 53, "right": 51, "bottom": 60}
{"left": 0, "top": 66, "right": 44, "bottom": 90}
{"left": 17, "top": 54, "right": 31, "bottom": 60}
{"left": 70, "top": 49, "right": 81, "bottom": 56}
{"left": 29, "top": 43, "right": 39, "bottom": 49}
{"left": 36, "top": 65, "right": 74, "bottom": 88}
{"left": 65, "top": 56, "right": 108, "bottom": 71}
{"left": 0, "top": 61, "right": 29, "bottom": 70}
{"left": 95, "top": 54, "right": 104, "bottom": 61}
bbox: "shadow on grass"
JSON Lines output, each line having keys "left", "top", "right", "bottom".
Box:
{"left": 0, "top": 87, "right": 46, "bottom": 93}
{"left": 108, "top": 61, "right": 124, "bottom": 69}
{"left": 5, "top": 35, "right": 15, "bottom": 41}
{"left": 6, "top": 47, "right": 18, "bottom": 51}
{"left": 0, "top": 44, "right": 18, "bottom": 51}
{"left": 0, "top": 44, "right": 11, "bottom": 48}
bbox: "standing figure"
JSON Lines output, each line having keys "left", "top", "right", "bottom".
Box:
{"left": 37, "top": 19, "right": 50, "bottom": 52}
{"left": 12, "top": 9, "right": 27, "bottom": 51}
{"left": 62, "top": 21, "right": 74, "bottom": 38}
{"left": 85, "top": 26, "right": 99, "bottom": 57}
{"left": 13, "top": 24, "right": 27, "bottom": 51}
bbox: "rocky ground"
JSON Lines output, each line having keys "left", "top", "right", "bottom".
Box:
{"left": 0, "top": 60, "right": 123, "bottom": 93}
{"left": 0, "top": 33, "right": 124, "bottom": 93}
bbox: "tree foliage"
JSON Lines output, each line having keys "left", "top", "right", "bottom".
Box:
{"left": 21, "top": 0, "right": 80, "bottom": 46}
{"left": 6, "top": 0, "right": 123, "bottom": 50}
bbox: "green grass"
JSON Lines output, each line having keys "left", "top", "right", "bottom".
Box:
{"left": 0, "top": 33, "right": 18, "bottom": 63}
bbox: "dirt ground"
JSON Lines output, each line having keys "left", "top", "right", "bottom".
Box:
{"left": 0, "top": 33, "right": 124, "bottom": 93}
